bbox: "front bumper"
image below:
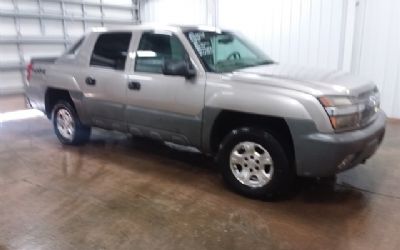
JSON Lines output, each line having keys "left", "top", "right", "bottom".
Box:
{"left": 288, "top": 110, "right": 386, "bottom": 177}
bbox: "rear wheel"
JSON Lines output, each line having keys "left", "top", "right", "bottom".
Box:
{"left": 218, "top": 127, "right": 294, "bottom": 199}
{"left": 52, "top": 100, "right": 91, "bottom": 145}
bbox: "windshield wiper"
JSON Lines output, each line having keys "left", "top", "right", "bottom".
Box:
{"left": 237, "top": 60, "right": 275, "bottom": 70}
{"left": 255, "top": 60, "right": 275, "bottom": 66}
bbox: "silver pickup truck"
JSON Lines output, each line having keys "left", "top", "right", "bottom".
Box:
{"left": 25, "top": 24, "right": 386, "bottom": 198}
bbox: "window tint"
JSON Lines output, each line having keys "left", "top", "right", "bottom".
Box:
{"left": 66, "top": 36, "right": 84, "bottom": 55}
{"left": 135, "top": 32, "right": 186, "bottom": 74}
{"left": 90, "top": 32, "right": 132, "bottom": 70}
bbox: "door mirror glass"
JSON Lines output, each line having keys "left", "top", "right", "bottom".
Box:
{"left": 162, "top": 59, "right": 196, "bottom": 78}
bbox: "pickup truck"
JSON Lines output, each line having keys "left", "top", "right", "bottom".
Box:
{"left": 25, "top": 24, "right": 386, "bottom": 198}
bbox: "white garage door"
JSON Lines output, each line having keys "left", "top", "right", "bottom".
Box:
{"left": 0, "top": 0, "right": 139, "bottom": 95}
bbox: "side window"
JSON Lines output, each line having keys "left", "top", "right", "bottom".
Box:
{"left": 90, "top": 32, "right": 132, "bottom": 70}
{"left": 135, "top": 32, "right": 186, "bottom": 74}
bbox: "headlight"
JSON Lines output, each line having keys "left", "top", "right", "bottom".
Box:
{"left": 318, "top": 96, "right": 363, "bottom": 131}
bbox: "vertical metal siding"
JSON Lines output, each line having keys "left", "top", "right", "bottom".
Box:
{"left": 217, "top": 0, "right": 344, "bottom": 70}
{"left": 353, "top": 0, "right": 400, "bottom": 118}
{"left": 140, "top": 0, "right": 208, "bottom": 25}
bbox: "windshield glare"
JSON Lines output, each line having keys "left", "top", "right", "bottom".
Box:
{"left": 184, "top": 30, "right": 273, "bottom": 73}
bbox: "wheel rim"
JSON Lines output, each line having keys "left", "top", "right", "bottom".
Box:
{"left": 56, "top": 108, "right": 75, "bottom": 141}
{"left": 229, "top": 141, "right": 274, "bottom": 188}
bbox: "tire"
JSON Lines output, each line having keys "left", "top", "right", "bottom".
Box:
{"left": 218, "top": 127, "right": 294, "bottom": 199}
{"left": 52, "top": 100, "right": 91, "bottom": 145}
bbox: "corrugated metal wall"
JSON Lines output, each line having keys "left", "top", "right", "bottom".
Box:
{"left": 0, "top": 0, "right": 139, "bottom": 95}
{"left": 140, "top": 0, "right": 208, "bottom": 24}
{"left": 218, "top": 0, "right": 346, "bottom": 70}
{"left": 352, "top": 0, "right": 400, "bottom": 118}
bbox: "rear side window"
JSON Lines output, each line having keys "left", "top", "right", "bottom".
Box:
{"left": 66, "top": 36, "right": 84, "bottom": 55}
{"left": 90, "top": 32, "right": 132, "bottom": 70}
{"left": 135, "top": 32, "right": 186, "bottom": 74}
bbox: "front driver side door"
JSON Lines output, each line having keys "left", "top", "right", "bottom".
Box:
{"left": 125, "top": 30, "right": 206, "bottom": 147}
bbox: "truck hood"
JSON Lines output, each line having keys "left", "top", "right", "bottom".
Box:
{"left": 232, "top": 64, "right": 375, "bottom": 96}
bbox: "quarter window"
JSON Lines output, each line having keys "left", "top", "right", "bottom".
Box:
{"left": 135, "top": 32, "right": 186, "bottom": 74}
{"left": 90, "top": 32, "right": 132, "bottom": 70}
{"left": 66, "top": 36, "right": 84, "bottom": 55}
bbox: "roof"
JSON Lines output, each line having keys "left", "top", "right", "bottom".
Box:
{"left": 90, "top": 23, "right": 223, "bottom": 33}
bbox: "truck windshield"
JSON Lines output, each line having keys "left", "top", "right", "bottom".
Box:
{"left": 184, "top": 30, "right": 274, "bottom": 73}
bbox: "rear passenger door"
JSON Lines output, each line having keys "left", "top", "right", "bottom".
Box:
{"left": 78, "top": 32, "right": 132, "bottom": 131}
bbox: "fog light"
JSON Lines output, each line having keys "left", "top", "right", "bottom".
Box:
{"left": 337, "top": 154, "right": 355, "bottom": 170}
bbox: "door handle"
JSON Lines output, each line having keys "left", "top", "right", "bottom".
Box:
{"left": 128, "top": 81, "right": 141, "bottom": 90}
{"left": 85, "top": 76, "right": 96, "bottom": 85}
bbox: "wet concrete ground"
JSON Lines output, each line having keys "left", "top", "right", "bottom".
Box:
{"left": 0, "top": 94, "right": 26, "bottom": 113}
{"left": 0, "top": 96, "right": 400, "bottom": 250}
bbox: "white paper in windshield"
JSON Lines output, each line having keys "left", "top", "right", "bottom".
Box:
{"left": 188, "top": 31, "right": 213, "bottom": 57}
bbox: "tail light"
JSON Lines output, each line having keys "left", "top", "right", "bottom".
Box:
{"left": 27, "top": 62, "right": 33, "bottom": 81}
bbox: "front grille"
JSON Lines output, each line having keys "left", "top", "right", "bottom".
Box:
{"left": 358, "top": 88, "right": 380, "bottom": 127}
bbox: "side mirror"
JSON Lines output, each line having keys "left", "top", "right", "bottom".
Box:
{"left": 162, "top": 59, "right": 196, "bottom": 79}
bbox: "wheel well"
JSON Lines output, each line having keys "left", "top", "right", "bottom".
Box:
{"left": 44, "top": 88, "right": 74, "bottom": 118}
{"left": 210, "top": 110, "right": 295, "bottom": 163}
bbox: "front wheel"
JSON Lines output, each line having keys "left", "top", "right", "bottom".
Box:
{"left": 52, "top": 100, "right": 91, "bottom": 145}
{"left": 218, "top": 128, "right": 294, "bottom": 199}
